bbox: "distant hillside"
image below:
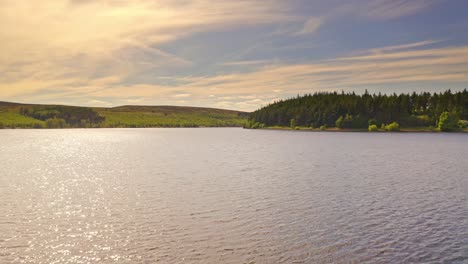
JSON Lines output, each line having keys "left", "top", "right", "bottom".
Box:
{"left": 0, "top": 101, "right": 248, "bottom": 128}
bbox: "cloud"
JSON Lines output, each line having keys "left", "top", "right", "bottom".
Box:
{"left": 173, "top": 93, "right": 192, "bottom": 98}
{"left": 222, "top": 60, "right": 271, "bottom": 66}
{"left": 332, "top": 0, "right": 438, "bottom": 21}
{"left": 0, "top": 0, "right": 292, "bottom": 96}
{"left": 1, "top": 0, "right": 290, "bottom": 54}
{"left": 0, "top": 1, "right": 460, "bottom": 112}
{"left": 9, "top": 41, "right": 468, "bottom": 111}
{"left": 172, "top": 42, "right": 468, "bottom": 109}
{"left": 361, "top": 0, "right": 438, "bottom": 20}
{"left": 369, "top": 40, "right": 442, "bottom": 54}
{"left": 295, "top": 17, "right": 323, "bottom": 35}
{"left": 122, "top": 43, "right": 467, "bottom": 102}
{"left": 331, "top": 44, "right": 468, "bottom": 62}
{"left": 88, "top": 99, "right": 112, "bottom": 107}
{"left": 287, "top": 1, "right": 435, "bottom": 38}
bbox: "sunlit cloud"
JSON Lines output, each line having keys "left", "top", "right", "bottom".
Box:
{"left": 0, "top": 0, "right": 465, "bottom": 111}
{"left": 7, "top": 41, "right": 468, "bottom": 111}
{"left": 88, "top": 43, "right": 467, "bottom": 109}
{"left": 173, "top": 94, "right": 192, "bottom": 98}
{"left": 88, "top": 99, "right": 112, "bottom": 107}
{"left": 0, "top": 0, "right": 292, "bottom": 95}
{"left": 222, "top": 60, "right": 271, "bottom": 66}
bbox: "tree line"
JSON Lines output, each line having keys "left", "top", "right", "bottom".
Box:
{"left": 20, "top": 106, "right": 105, "bottom": 128}
{"left": 247, "top": 90, "right": 468, "bottom": 131}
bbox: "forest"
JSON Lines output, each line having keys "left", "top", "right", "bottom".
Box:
{"left": 247, "top": 90, "right": 468, "bottom": 131}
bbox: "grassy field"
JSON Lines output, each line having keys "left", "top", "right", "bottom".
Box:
{"left": 0, "top": 101, "right": 248, "bottom": 128}
{"left": 0, "top": 111, "right": 45, "bottom": 128}
{"left": 96, "top": 106, "right": 248, "bottom": 128}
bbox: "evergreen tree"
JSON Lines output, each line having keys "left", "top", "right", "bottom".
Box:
{"left": 249, "top": 90, "right": 467, "bottom": 129}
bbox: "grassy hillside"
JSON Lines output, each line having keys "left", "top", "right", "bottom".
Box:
{"left": 0, "top": 101, "right": 248, "bottom": 128}
{"left": 97, "top": 106, "right": 248, "bottom": 128}
{"left": 0, "top": 102, "right": 45, "bottom": 128}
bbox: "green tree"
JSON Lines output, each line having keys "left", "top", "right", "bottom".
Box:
{"left": 290, "top": 118, "right": 296, "bottom": 128}
{"left": 335, "top": 116, "right": 344, "bottom": 128}
{"left": 384, "top": 122, "right": 400, "bottom": 131}
{"left": 46, "top": 118, "right": 67, "bottom": 128}
{"left": 248, "top": 90, "right": 467, "bottom": 129}
{"left": 251, "top": 122, "right": 261, "bottom": 129}
{"left": 33, "top": 123, "right": 44, "bottom": 129}
{"left": 458, "top": 120, "right": 467, "bottom": 129}
{"left": 368, "top": 124, "right": 378, "bottom": 132}
{"left": 438, "top": 112, "right": 459, "bottom": 131}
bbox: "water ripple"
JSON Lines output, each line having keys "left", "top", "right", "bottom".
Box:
{"left": 0, "top": 129, "right": 467, "bottom": 263}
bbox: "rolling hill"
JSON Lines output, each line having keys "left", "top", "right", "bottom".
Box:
{"left": 0, "top": 101, "right": 249, "bottom": 128}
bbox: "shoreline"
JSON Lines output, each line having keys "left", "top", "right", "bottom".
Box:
{"left": 1, "top": 126, "right": 467, "bottom": 133}
{"left": 0, "top": 126, "right": 243, "bottom": 130}
{"left": 255, "top": 126, "right": 468, "bottom": 133}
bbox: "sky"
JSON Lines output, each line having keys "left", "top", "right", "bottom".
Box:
{"left": 1, "top": 0, "right": 468, "bottom": 111}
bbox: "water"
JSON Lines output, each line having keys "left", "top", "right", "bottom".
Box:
{"left": 0, "top": 128, "right": 467, "bottom": 263}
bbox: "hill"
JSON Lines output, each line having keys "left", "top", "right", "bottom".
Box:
{"left": 0, "top": 101, "right": 248, "bottom": 128}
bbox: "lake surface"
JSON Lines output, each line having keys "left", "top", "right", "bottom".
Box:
{"left": 0, "top": 128, "right": 467, "bottom": 263}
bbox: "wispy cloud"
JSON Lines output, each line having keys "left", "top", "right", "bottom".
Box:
{"left": 360, "top": 0, "right": 438, "bottom": 20}
{"left": 286, "top": 1, "right": 437, "bottom": 38}
{"left": 88, "top": 99, "right": 112, "bottom": 107}
{"left": 295, "top": 17, "right": 323, "bottom": 35}
{"left": 0, "top": 0, "right": 292, "bottom": 95}
{"left": 334, "top": 0, "right": 439, "bottom": 21}
{"left": 332, "top": 43, "right": 468, "bottom": 62}
{"left": 5, "top": 41, "right": 468, "bottom": 111}
{"left": 173, "top": 93, "right": 192, "bottom": 98}
{"left": 87, "top": 42, "right": 468, "bottom": 108}
{"left": 222, "top": 60, "right": 271, "bottom": 66}
{"left": 0, "top": 0, "right": 463, "bottom": 111}
{"left": 369, "top": 40, "right": 443, "bottom": 54}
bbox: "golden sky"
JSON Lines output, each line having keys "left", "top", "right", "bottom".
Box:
{"left": 1, "top": 0, "right": 468, "bottom": 110}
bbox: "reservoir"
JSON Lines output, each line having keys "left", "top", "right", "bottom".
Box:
{"left": 0, "top": 128, "right": 467, "bottom": 263}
